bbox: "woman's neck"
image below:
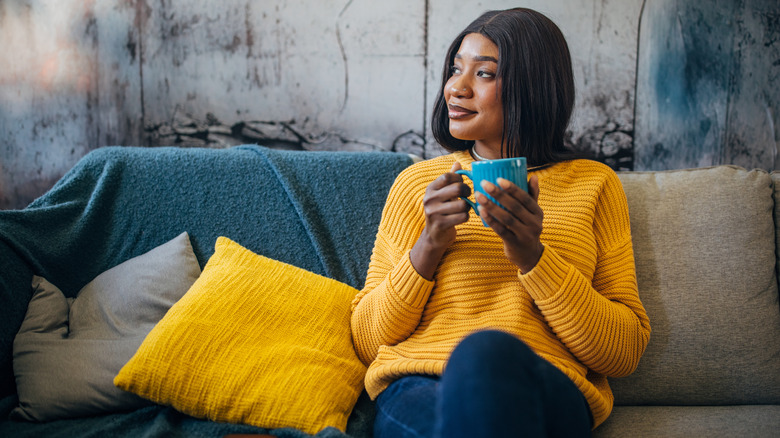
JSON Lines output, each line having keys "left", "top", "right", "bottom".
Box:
{"left": 471, "top": 145, "right": 501, "bottom": 161}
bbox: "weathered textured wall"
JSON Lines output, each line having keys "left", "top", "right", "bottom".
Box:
{"left": 139, "top": 1, "right": 428, "bottom": 153}
{"left": 634, "top": 0, "right": 779, "bottom": 170}
{"left": 0, "top": 1, "right": 143, "bottom": 208}
{"left": 427, "top": 0, "right": 644, "bottom": 170}
{"left": 1, "top": 0, "right": 778, "bottom": 209}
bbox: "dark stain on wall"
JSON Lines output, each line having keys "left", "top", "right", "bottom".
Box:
{"left": 635, "top": 0, "right": 779, "bottom": 170}
{"left": 568, "top": 124, "right": 634, "bottom": 171}
{"left": 142, "top": 106, "right": 421, "bottom": 154}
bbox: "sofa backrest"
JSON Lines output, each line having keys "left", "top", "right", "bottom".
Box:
{"left": 611, "top": 165, "right": 780, "bottom": 405}
{"left": 0, "top": 240, "right": 33, "bottom": 397}
{"left": 0, "top": 145, "right": 415, "bottom": 398}
{"left": 773, "top": 172, "right": 780, "bottom": 293}
{"left": 4, "top": 153, "right": 778, "bottom": 406}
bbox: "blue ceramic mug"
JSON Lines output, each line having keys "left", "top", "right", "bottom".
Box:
{"left": 456, "top": 157, "right": 528, "bottom": 226}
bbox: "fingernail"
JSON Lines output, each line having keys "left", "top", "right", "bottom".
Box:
{"left": 496, "top": 178, "right": 511, "bottom": 189}
{"left": 480, "top": 180, "right": 496, "bottom": 191}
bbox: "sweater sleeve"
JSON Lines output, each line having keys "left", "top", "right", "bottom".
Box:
{"left": 350, "top": 168, "right": 436, "bottom": 366}
{"left": 520, "top": 170, "right": 651, "bottom": 377}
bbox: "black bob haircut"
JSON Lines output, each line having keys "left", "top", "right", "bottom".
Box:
{"left": 431, "top": 8, "right": 577, "bottom": 166}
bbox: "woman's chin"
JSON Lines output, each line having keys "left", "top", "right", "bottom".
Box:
{"left": 447, "top": 126, "right": 473, "bottom": 142}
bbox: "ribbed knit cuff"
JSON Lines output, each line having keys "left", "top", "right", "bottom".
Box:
{"left": 519, "top": 245, "right": 570, "bottom": 301}
{"left": 389, "top": 250, "right": 435, "bottom": 309}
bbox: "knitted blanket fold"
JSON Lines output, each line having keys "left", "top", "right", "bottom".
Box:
{"left": 243, "top": 145, "right": 413, "bottom": 287}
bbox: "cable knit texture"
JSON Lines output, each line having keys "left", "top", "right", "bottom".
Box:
{"left": 350, "top": 150, "right": 651, "bottom": 428}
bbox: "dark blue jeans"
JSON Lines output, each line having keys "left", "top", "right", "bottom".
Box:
{"left": 374, "top": 330, "right": 592, "bottom": 438}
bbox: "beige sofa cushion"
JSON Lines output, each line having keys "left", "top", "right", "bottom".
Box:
{"left": 596, "top": 405, "right": 780, "bottom": 437}
{"left": 611, "top": 165, "right": 780, "bottom": 405}
{"left": 772, "top": 171, "right": 780, "bottom": 290}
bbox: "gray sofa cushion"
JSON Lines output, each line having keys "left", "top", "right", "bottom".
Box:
{"left": 11, "top": 232, "right": 201, "bottom": 421}
{"left": 613, "top": 166, "right": 780, "bottom": 405}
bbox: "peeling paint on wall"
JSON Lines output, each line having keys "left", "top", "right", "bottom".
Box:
{"left": 144, "top": 105, "right": 426, "bottom": 156}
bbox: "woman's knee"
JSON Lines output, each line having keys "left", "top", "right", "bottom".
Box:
{"left": 446, "top": 329, "right": 537, "bottom": 377}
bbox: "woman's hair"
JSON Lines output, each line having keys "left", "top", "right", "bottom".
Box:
{"left": 432, "top": 8, "right": 576, "bottom": 165}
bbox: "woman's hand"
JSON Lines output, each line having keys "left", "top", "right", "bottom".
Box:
{"left": 410, "top": 161, "right": 472, "bottom": 280}
{"left": 476, "top": 176, "right": 544, "bottom": 273}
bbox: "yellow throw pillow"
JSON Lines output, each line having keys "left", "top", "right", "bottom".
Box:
{"left": 114, "top": 237, "right": 367, "bottom": 434}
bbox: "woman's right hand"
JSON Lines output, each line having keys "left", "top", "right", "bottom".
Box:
{"left": 410, "top": 161, "right": 472, "bottom": 280}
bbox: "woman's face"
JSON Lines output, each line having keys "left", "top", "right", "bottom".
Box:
{"left": 444, "top": 33, "right": 503, "bottom": 156}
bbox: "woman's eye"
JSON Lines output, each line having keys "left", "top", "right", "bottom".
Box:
{"left": 450, "top": 65, "right": 461, "bottom": 75}
{"left": 477, "top": 70, "right": 495, "bottom": 78}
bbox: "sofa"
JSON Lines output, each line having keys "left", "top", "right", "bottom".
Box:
{"left": 0, "top": 145, "right": 778, "bottom": 437}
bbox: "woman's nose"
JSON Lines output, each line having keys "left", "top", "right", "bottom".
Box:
{"left": 450, "top": 78, "right": 471, "bottom": 97}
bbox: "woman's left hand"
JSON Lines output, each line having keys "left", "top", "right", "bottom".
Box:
{"left": 476, "top": 176, "right": 544, "bottom": 273}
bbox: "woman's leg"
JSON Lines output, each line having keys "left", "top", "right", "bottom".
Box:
{"left": 435, "top": 330, "right": 592, "bottom": 438}
{"left": 374, "top": 375, "right": 438, "bottom": 438}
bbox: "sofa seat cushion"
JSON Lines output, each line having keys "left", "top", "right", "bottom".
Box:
{"left": 613, "top": 166, "right": 780, "bottom": 405}
{"left": 0, "top": 404, "right": 297, "bottom": 437}
{"left": 595, "top": 405, "right": 780, "bottom": 438}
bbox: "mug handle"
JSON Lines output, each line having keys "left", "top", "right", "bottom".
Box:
{"left": 454, "top": 169, "right": 480, "bottom": 216}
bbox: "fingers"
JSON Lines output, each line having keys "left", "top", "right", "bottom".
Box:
{"left": 425, "top": 197, "right": 470, "bottom": 218}
{"left": 428, "top": 175, "right": 471, "bottom": 200}
{"left": 422, "top": 161, "right": 473, "bottom": 243}
{"left": 476, "top": 179, "right": 543, "bottom": 237}
{"left": 427, "top": 162, "right": 471, "bottom": 198}
{"left": 476, "top": 182, "right": 544, "bottom": 271}
{"left": 476, "top": 192, "right": 534, "bottom": 235}
{"left": 489, "top": 178, "right": 543, "bottom": 218}
{"left": 528, "top": 175, "right": 540, "bottom": 202}
{"left": 477, "top": 201, "right": 511, "bottom": 237}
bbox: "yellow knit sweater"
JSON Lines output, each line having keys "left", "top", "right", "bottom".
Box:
{"left": 350, "top": 150, "right": 651, "bottom": 428}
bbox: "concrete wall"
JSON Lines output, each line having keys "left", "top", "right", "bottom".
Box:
{"left": 1, "top": 0, "right": 778, "bottom": 209}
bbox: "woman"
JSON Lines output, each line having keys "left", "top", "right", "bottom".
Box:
{"left": 351, "top": 8, "right": 650, "bottom": 438}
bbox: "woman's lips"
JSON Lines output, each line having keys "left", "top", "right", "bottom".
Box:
{"left": 448, "top": 104, "right": 476, "bottom": 119}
